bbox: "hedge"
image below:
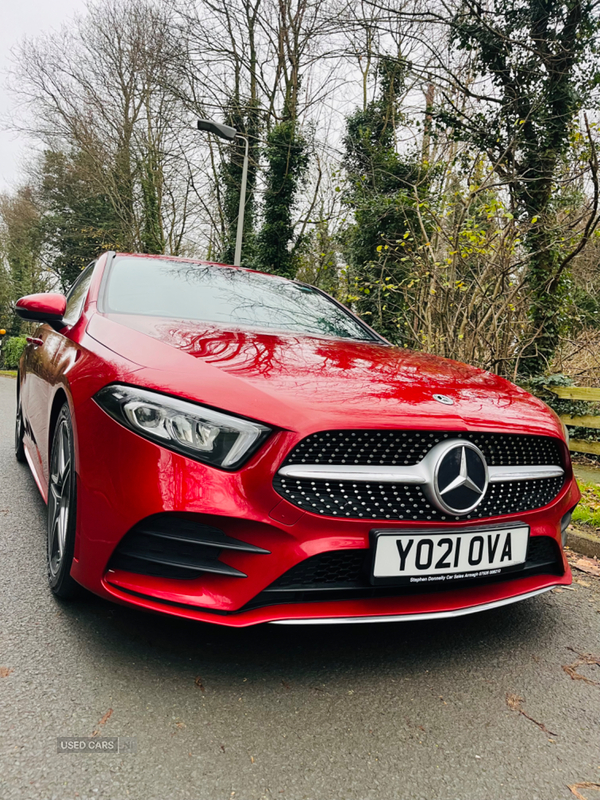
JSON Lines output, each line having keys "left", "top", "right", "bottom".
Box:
{"left": 2, "top": 336, "right": 28, "bottom": 369}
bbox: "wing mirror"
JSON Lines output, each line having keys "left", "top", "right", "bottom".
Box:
{"left": 15, "top": 293, "right": 67, "bottom": 329}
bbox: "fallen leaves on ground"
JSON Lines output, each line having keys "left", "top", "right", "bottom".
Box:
{"left": 562, "top": 648, "right": 600, "bottom": 686}
{"left": 91, "top": 708, "right": 113, "bottom": 737}
{"left": 568, "top": 782, "right": 600, "bottom": 799}
{"left": 194, "top": 676, "right": 205, "bottom": 691}
{"left": 568, "top": 554, "right": 600, "bottom": 578}
{"left": 506, "top": 693, "right": 558, "bottom": 736}
{"left": 0, "top": 667, "right": 13, "bottom": 677}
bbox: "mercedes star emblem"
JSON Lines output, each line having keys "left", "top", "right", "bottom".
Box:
{"left": 420, "top": 440, "right": 489, "bottom": 515}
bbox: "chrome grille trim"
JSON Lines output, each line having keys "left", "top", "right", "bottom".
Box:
{"left": 278, "top": 464, "right": 427, "bottom": 483}
{"left": 277, "top": 463, "right": 564, "bottom": 484}
{"left": 488, "top": 465, "right": 564, "bottom": 483}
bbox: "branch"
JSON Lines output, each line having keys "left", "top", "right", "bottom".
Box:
{"left": 549, "top": 113, "right": 600, "bottom": 292}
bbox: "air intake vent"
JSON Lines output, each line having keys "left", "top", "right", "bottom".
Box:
{"left": 108, "top": 515, "right": 269, "bottom": 580}
{"left": 242, "top": 536, "right": 563, "bottom": 609}
{"left": 267, "top": 536, "right": 560, "bottom": 590}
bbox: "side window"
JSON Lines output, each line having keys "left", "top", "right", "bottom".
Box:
{"left": 62, "top": 263, "right": 95, "bottom": 327}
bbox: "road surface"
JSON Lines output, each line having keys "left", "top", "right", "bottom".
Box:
{"left": 1, "top": 375, "right": 599, "bottom": 800}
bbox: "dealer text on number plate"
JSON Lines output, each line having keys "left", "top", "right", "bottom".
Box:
{"left": 372, "top": 526, "right": 529, "bottom": 584}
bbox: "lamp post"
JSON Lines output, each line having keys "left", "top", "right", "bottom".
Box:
{"left": 197, "top": 119, "right": 249, "bottom": 267}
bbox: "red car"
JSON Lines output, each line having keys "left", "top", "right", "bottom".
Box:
{"left": 15, "top": 252, "right": 579, "bottom": 626}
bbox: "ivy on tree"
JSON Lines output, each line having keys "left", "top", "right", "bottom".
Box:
{"left": 442, "top": 0, "right": 600, "bottom": 376}
{"left": 255, "top": 119, "right": 309, "bottom": 278}
{"left": 342, "top": 56, "right": 430, "bottom": 342}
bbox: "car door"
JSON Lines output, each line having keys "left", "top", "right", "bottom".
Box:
{"left": 20, "top": 317, "right": 57, "bottom": 486}
{"left": 22, "top": 264, "right": 96, "bottom": 488}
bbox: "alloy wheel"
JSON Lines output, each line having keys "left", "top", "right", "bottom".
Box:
{"left": 14, "top": 397, "right": 26, "bottom": 462}
{"left": 48, "top": 418, "right": 72, "bottom": 580}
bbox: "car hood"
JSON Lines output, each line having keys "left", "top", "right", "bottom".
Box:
{"left": 86, "top": 313, "right": 563, "bottom": 437}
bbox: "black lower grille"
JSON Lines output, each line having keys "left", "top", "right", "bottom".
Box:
{"left": 271, "top": 549, "right": 368, "bottom": 589}
{"left": 243, "top": 536, "right": 563, "bottom": 609}
{"left": 108, "top": 514, "right": 268, "bottom": 580}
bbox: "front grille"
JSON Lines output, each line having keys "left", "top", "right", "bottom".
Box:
{"left": 283, "top": 430, "right": 561, "bottom": 467}
{"left": 243, "top": 536, "right": 563, "bottom": 609}
{"left": 273, "top": 430, "right": 564, "bottom": 521}
{"left": 108, "top": 514, "right": 268, "bottom": 580}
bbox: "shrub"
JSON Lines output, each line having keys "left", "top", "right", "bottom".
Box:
{"left": 3, "top": 336, "right": 28, "bottom": 369}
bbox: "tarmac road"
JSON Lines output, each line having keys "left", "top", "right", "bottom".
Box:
{"left": 1, "top": 374, "right": 599, "bottom": 800}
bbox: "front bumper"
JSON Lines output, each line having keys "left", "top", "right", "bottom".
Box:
{"left": 70, "top": 398, "right": 577, "bottom": 626}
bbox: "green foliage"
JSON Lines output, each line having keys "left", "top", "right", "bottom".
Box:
{"left": 342, "top": 56, "right": 431, "bottom": 341}
{"left": 2, "top": 337, "right": 28, "bottom": 369}
{"left": 570, "top": 283, "right": 600, "bottom": 330}
{"left": 522, "top": 373, "right": 600, "bottom": 442}
{"left": 140, "top": 149, "right": 165, "bottom": 255}
{"left": 40, "top": 150, "right": 122, "bottom": 289}
{"left": 522, "top": 373, "right": 584, "bottom": 417}
{"left": 343, "top": 57, "right": 409, "bottom": 189}
{"left": 443, "top": 0, "right": 600, "bottom": 375}
{"left": 255, "top": 120, "right": 309, "bottom": 278}
{"left": 0, "top": 186, "right": 48, "bottom": 335}
{"left": 449, "top": 1, "right": 600, "bottom": 209}
{"left": 572, "top": 479, "right": 600, "bottom": 527}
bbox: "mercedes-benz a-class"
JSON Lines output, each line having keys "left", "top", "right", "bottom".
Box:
{"left": 14, "top": 253, "right": 579, "bottom": 625}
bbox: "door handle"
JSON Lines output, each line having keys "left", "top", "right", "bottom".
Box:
{"left": 26, "top": 337, "right": 44, "bottom": 348}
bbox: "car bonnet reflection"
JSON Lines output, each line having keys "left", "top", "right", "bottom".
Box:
{"left": 106, "top": 314, "right": 556, "bottom": 429}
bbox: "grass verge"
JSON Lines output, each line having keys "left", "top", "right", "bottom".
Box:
{"left": 573, "top": 479, "right": 600, "bottom": 529}
{"left": 0, "top": 370, "right": 17, "bottom": 378}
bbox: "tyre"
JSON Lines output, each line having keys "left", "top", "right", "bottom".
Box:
{"left": 47, "top": 404, "right": 80, "bottom": 598}
{"left": 15, "top": 385, "right": 26, "bottom": 463}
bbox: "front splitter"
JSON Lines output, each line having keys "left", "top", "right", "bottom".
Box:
{"left": 270, "top": 585, "right": 556, "bottom": 624}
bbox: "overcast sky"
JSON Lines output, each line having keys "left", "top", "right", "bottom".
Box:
{"left": 0, "top": 0, "right": 87, "bottom": 191}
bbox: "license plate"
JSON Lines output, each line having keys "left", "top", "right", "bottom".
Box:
{"left": 371, "top": 525, "right": 529, "bottom": 585}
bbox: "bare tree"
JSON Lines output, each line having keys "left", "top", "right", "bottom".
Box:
{"left": 11, "top": 0, "right": 201, "bottom": 256}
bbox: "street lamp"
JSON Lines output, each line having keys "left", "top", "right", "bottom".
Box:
{"left": 197, "top": 119, "right": 249, "bottom": 267}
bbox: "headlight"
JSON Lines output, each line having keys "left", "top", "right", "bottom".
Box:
{"left": 94, "top": 385, "right": 271, "bottom": 469}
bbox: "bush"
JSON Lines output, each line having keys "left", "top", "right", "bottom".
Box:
{"left": 2, "top": 336, "right": 28, "bottom": 369}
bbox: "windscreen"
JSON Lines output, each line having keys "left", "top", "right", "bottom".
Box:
{"left": 104, "top": 257, "right": 376, "bottom": 341}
